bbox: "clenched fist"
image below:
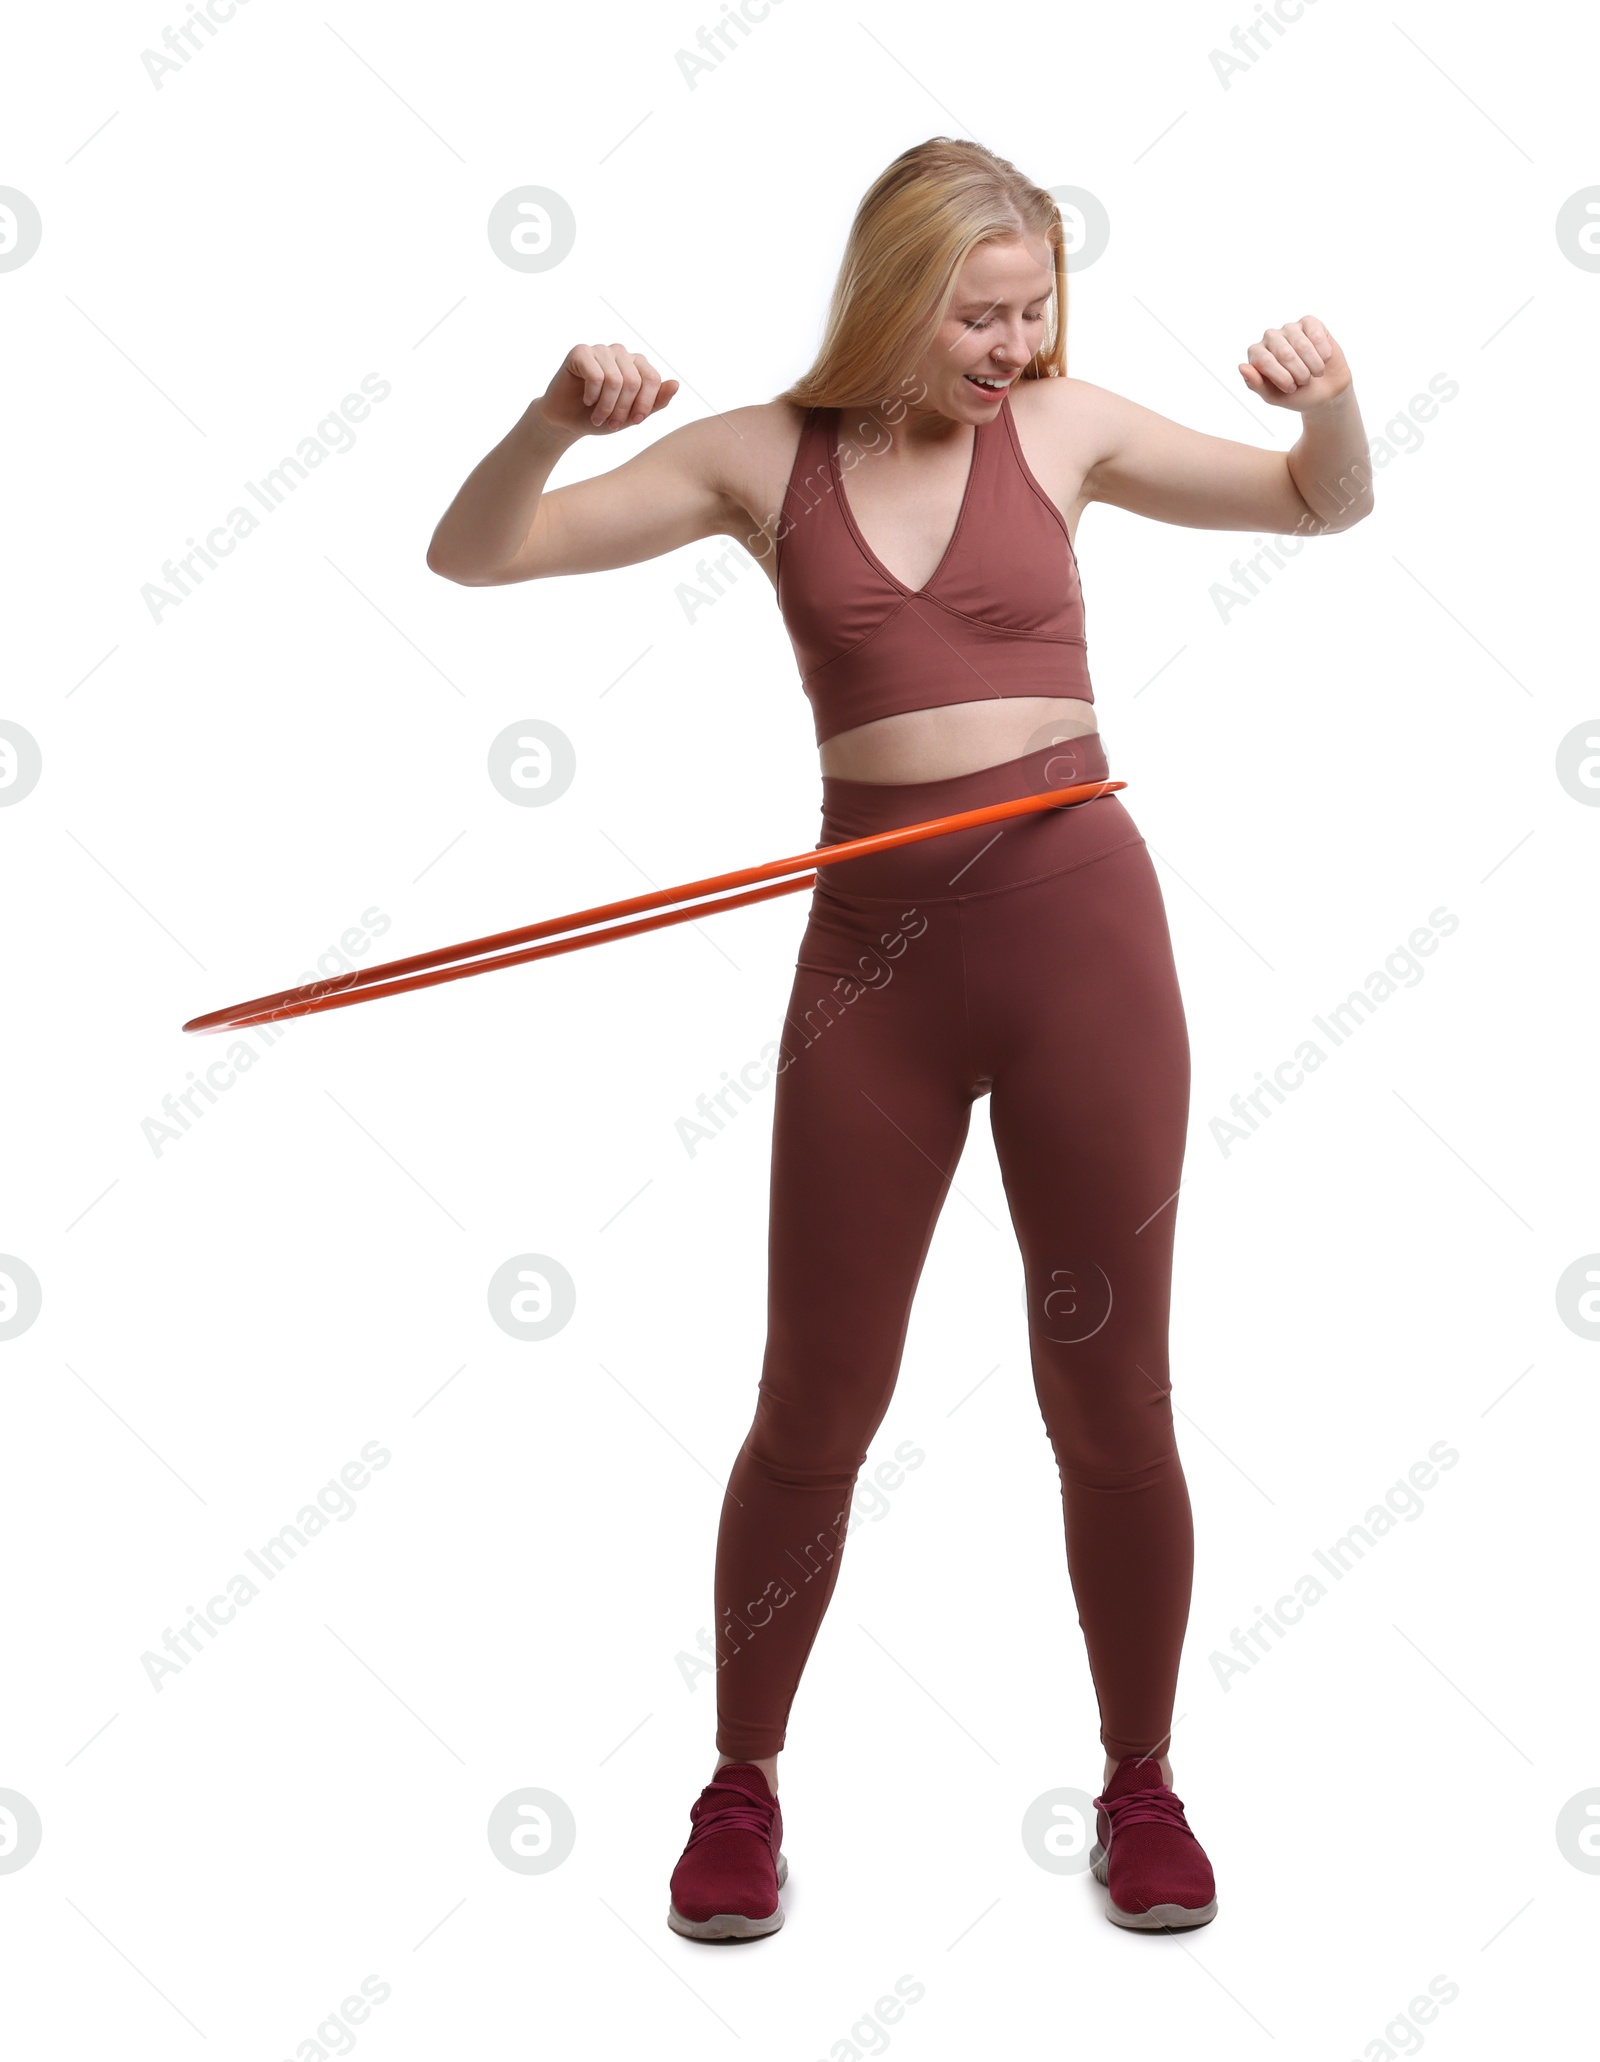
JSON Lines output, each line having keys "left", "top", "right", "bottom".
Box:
{"left": 1237, "top": 316, "right": 1351, "bottom": 411}
{"left": 537, "top": 342, "right": 681, "bottom": 436}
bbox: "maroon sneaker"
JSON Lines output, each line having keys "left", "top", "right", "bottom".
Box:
{"left": 667, "top": 1762, "right": 788, "bottom": 1940}
{"left": 1090, "top": 1756, "right": 1218, "bottom": 1930}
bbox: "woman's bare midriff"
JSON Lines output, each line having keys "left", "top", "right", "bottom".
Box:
{"left": 817, "top": 695, "right": 1099, "bottom": 784}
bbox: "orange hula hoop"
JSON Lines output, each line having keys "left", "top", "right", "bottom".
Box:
{"left": 181, "top": 775, "right": 1125, "bottom": 1036}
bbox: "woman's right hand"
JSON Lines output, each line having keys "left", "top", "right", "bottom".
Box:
{"left": 537, "top": 342, "right": 680, "bottom": 437}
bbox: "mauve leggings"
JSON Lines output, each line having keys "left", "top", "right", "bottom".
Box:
{"left": 712, "top": 731, "right": 1194, "bottom": 1765}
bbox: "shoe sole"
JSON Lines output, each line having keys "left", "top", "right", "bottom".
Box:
{"left": 667, "top": 1851, "right": 788, "bottom": 1940}
{"left": 1089, "top": 1841, "right": 1217, "bottom": 1930}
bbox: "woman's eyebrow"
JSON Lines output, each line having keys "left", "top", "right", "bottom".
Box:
{"left": 953, "top": 300, "right": 1052, "bottom": 315}
{"left": 952, "top": 286, "right": 1055, "bottom": 312}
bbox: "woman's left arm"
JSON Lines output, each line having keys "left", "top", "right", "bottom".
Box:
{"left": 1071, "top": 315, "right": 1375, "bottom": 537}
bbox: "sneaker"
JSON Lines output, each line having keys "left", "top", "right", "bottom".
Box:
{"left": 1089, "top": 1756, "right": 1218, "bottom": 1930}
{"left": 667, "top": 1762, "right": 788, "bottom": 1940}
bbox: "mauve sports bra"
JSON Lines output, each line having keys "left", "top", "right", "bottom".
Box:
{"left": 773, "top": 388, "right": 1093, "bottom": 746}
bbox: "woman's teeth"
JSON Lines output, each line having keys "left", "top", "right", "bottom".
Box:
{"left": 966, "top": 375, "right": 1009, "bottom": 390}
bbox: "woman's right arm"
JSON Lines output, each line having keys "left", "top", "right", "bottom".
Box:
{"left": 425, "top": 342, "right": 744, "bottom": 587}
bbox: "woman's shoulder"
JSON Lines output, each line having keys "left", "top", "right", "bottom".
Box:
{"left": 1008, "top": 374, "right": 1124, "bottom": 478}
{"left": 721, "top": 395, "right": 817, "bottom": 448}
{"left": 665, "top": 395, "right": 813, "bottom": 488}
{"left": 685, "top": 399, "right": 821, "bottom": 550}
{"left": 1008, "top": 371, "right": 1111, "bottom": 425}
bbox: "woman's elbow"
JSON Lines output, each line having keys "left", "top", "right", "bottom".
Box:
{"left": 425, "top": 535, "right": 508, "bottom": 586}
{"left": 1325, "top": 486, "right": 1376, "bottom": 535}
{"left": 1292, "top": 481, "right": 1375, "bottom": 537}
{"left": 424, "top": 523, "right": 468, "bottom": 582}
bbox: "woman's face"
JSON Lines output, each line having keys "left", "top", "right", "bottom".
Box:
{"left": 916, "top": 232, "right": 1056, "bottom": 423}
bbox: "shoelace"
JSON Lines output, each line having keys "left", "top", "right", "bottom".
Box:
{"left": 1093, "top": 1784, "right": 1192, "bottom": 1838}
{"left": 684, "top": 1778, "right": 776, "bottom": 1851}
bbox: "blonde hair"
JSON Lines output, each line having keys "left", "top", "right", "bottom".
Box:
{"left": 777, "top": 137, "right": 1067, "bottom": 412}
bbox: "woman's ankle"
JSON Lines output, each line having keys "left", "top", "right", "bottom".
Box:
{"left": 715, "top": 1749, "right": 780, "bottom": 1795}
{"left": 1102, "top": 1749, "right": 1172, "bottom": 1787}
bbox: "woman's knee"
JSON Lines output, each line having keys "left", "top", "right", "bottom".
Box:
{"left": 742, "top": 1385, "right": 885, "bottom": 1486}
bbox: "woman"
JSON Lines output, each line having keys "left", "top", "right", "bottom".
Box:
{"left": 428, "top": 136, "right": 1373, "bottom": 1939}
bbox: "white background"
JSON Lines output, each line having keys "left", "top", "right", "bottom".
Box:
{"left": 2, "top": 0, "right": 1596, "bottom": 2053}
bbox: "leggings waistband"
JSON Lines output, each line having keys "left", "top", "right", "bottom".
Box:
{"left": 813, "top": 730, "right": 1138, "bottom": 902}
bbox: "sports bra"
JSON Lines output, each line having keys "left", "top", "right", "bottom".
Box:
{"left": 773, "top": 389, "right": 1093, "bottom": 746}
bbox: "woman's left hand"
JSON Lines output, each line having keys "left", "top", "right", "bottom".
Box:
{"left": 1238, "top": 316, "right": 1351, "bottom": 410}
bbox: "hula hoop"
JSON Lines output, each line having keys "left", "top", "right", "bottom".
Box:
{"left": 181, "top": 775, "right": 1124, "bottom": 1035}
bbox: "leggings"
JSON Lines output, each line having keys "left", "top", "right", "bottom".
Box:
{"left": 712, "top": 730, "right": 1194, "bottom": 1764}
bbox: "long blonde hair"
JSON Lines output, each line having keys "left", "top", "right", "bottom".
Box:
{"left": 777, "top": 137, "right": 1067, "bottom": 412}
